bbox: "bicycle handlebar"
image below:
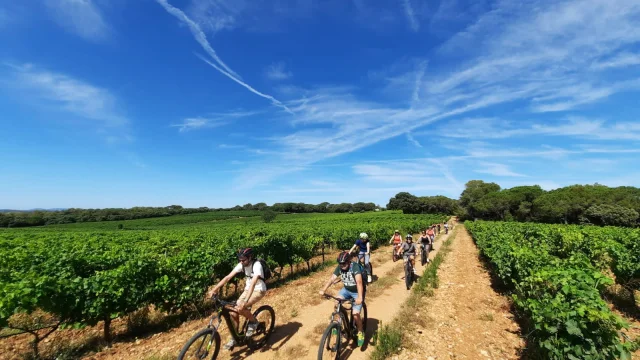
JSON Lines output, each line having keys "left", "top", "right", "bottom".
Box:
{"left": 210, "top": 295, "right": 237, "bottom": 307}
{"left": 322, "top": 294, "right": 350, "bottom": 303}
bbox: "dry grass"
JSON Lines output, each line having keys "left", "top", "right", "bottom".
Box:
{"left": 479, "top": 312, "right": 495, "bottom": 321}
{"left": 282, "top": 343, "right": 309, "bottom": 359}
{"left": 313, "top": 323, "right": 328, "bottom": 335}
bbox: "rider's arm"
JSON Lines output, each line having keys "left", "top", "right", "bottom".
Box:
{"left": 208, "top": 266, "right": 241, "bottom": 296}
{"left": 366, "top": 242, "right": 371, "bottom": 254}
{"left": 354, "top": 273, "right": 364, "bottom": 305}
{"left": 349, "top": 243, "right": 358, "bottom": 254}
{"left": 319, "top": 274, "right": 339, "bottom": 295}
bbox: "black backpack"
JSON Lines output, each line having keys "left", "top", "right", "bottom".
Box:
{"left": 251, "top": 258, "right": 272, "bottom": 281}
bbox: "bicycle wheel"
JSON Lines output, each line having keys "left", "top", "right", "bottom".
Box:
{"left": 317, "top": 322, "right": 342, "bottom": 360}
{"left": 177, "top": 328, "right": 221, "bottom": 360}
{"left": 405, "top": 262, "right": 412, "bottom": 290}
{"left": 247, "top": 305, "right": 276, "bottom": 350}
{"left": 421, "top": 247, "right": 427, "bottom": 266}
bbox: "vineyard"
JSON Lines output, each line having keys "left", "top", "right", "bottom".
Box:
{"left": 0, "top": 211, "right": 446, "bottom": 356}
{"left": 466, "top": 221, "right": 640, "bottom": 359}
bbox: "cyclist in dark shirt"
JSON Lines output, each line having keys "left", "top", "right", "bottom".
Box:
{"left": 319, "top": 251, "right": 366, "bottom": 346}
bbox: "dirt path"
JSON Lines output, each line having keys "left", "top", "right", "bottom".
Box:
{"left": 217, "top": 223, "right": 458, "bottom": 360}
{"left": 395, "top": 225, "right": 524, "bottom": 360}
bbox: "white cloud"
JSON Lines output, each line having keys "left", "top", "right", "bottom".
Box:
{"left": 5, "top": 63, "right": 128, "bottom": 128}
{"left": 475, "top": 162, "right": 526, "bottom": 177}
{"left": 232, "top": 0, "right": 640, "bottom": 189}
{"left": 265, "top": 62, "right": 292, "bottom": 81}
{"left": 172, "top": 110, "right": 259, "bottom": 132}
{"left": 155, "top": 0, "right": 292, "bottom": 113}
{"left": 440, "top": 117, "right": 640, "bottom": 141}
{"left": 401, "top": 0, "right": 419, "bottom": 31}
{"left": 406, "top": 133, "right": 422, "bottom": 147}
{"left": 44, "top": 0, "right": 110, "bottom": 42}
{"left": 591, "top": 52, "right": 640, "bottom": 70}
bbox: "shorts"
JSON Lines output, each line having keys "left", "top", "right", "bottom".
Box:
{"left": 238, "top": 289, "right": 266, "bottom": 307}
{"left": 358, "top": 251, "right": 370, "bottom": 265}
{"left": 338, "top": 287, "right": 364, "bottom": 313}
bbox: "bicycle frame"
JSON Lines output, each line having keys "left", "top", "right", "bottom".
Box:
{"left": 208, "top": 298, "right": 249, "bottom": 344}
{"left": 324, "top": 295, "right": 356, "bottom": 337}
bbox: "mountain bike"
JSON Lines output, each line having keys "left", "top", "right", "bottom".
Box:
{"left": 392, "top": 244, "right": 401, "bottom": 262}
{"left": 177, "top": 295, "right": 275, "bottom": 360}
{"left": 403, "top": 255, "right": 414, "bottom": 290}
{"left": 317, "top": 294, "right": 368, "bottom": 360}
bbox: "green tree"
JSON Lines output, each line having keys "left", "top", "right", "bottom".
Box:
{"left": 262, "top": 209, "right": 277, "bottom": 223}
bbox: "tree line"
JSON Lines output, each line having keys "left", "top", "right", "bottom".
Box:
{"left": 387, "top": 180, "right": 640, "bottom": 227}
{"left": 0, "top": 202, "right": 381, "bottom": 228}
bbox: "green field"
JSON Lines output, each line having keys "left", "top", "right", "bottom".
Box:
{"left": 466, "top": 221, "right": 640, "bottom": 359}
{"left": 0, "top": 211, "right": 446, "bottom": 340}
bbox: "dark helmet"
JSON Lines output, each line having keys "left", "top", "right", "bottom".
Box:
{"left": 238, "top": 248, "right": 254, "bottom": 259}
{"left": 337, "top": 251, "right": 351, "bottom": 264}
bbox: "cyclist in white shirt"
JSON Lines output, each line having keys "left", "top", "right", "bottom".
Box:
{"left": 207, "top": 248, "right": 267, "bottom": 350}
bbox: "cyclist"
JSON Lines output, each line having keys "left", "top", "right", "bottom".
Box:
{"left": 437, "top": 223, "right": 441, "bottom": 234}
{"left": 427, "top": 226, "right": 435, "bottom": 244}
{"left": 418, "top": 230, "right": 431, "bottom": 263}
{"left": 400, "top": 234, "right": 417, "bottom": 275}
{"left": 319, "top": 251, "right": 366, "bottom": 347}
{"left": 444, "top": 222, "right": 449, "bottom": 234}
{"left": 206, "top": 248, "right": 267, "bottom": 351}
{"left": 389, "top": 229, "right": 403, "bottom": 258}
{"left": 349, "top": 232, "right": 372, "bottom": 283}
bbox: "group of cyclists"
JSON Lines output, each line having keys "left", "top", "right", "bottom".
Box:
{"left": 204, "top": 222, "right": 449, "bottom": 352}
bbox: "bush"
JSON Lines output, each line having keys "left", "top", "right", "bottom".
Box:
{"left": 584, "top": 204, "right": 639, "bottom": 227}
{"left": 262, "top": 210, "right": 277, "bottom": 223}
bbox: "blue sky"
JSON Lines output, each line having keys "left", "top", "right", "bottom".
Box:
{"left": 1, "top": 0, "right": 640, "bottom": 209}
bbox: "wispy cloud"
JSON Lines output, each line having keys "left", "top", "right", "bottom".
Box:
{"left": 172, "top": 110, "right": 259, "bottom": 132}
{"left": 440, "top": 117, "right": 640, "bottom": 141}
{"left": 265, "top": 62, "right": 292, "bottom": 81}
{"left": 475, "top": 162, "right": 526, "bottom": 177}
{"left": 155, "top": 0, "right": 292, "bottom": 113}
{"left": 406, "top": 133, "right": 422, "bottom": 147}
{"left": 44, "top": 0, "right": 109, "bottom": 42}
{"left": 4, "top": 63, "right": 128, "bottom": 128}
{"left": 591, "top": 52, "right": 640, "bottom": 70}
{"left": 401, "top": 0, "right": 420, "bottom": 31}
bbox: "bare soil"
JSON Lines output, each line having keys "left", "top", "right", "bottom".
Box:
{"left": 394, "top": 226, "right": 524, "bottom": 360}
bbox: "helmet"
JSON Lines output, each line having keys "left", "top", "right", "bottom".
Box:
{"left": 406, "top": 234, "right": 413, "bottom": 240}
{"left": 394, "top": 229, "right": 400, "bottom": 233}
{"left": 337, "top": 251, "right": 351, "bottom": 264}
{"left": 359, "top": 232, "right": 368, "bottom": 240}
{"left": 238, "top": 248, "right": 254, "bottom": 259}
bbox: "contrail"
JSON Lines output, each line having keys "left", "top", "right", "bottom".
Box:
{"left": 155, "top": 0, "right": 293, "bottom": 113}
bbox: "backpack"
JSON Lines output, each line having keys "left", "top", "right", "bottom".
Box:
{"left": 251, "top": 258, "right": 272, "bottom": 281}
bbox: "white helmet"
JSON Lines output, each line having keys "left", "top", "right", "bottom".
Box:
{"left": 359, "top": 232, "right": 368, "bottom": 239}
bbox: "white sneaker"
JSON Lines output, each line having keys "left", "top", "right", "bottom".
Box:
{"left": 224, "top": 339, "right": 236, "bottom": 350}
{"left": 246, "top": 321, "right": 259, "bottom": 337}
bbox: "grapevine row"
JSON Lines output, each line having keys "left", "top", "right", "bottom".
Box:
{"left": 0, "top": 212, "right": 446, "bottom": 342}
{"left": 466, "top": 221, "right": 639, "bottom": 359}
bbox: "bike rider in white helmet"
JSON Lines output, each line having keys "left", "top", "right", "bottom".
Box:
{"left": 349, "top": 232, "right": 372, "bottom": 283}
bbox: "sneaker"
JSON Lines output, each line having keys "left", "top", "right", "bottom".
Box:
{"left": 357, "top": 331, "right": 365, "bottom": 347}
{"left": 331, "top": 327, "right": 338, "bottom": 336}
{"left": 367, "top": 274, "right": 372, "bottom": 283}
{"left": 246, "top": 320, "right": 259, "bottom": 337}
{"left": 223, "top": 339, "right": 236, "bottom": 350}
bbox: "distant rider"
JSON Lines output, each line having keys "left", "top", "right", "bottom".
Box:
{"left": 400, "top": 234, "right": 417, "bottom": 275}
{"left": 418, "top": 230, "right": 431, "bottom": 263}
{"left": 389, "top": 229, "right": 403, "bottom": 258}
{"left": 349, "top": 232, "right": 372, "bottom": 283}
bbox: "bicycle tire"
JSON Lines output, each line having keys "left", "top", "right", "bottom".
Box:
{"left": 421, "top": 247, "right": 427, "bottom": 266}
{"left": 317, "top": 322, "right": 342, "bottom": 360}
{"left": 177, "top": 328, "right": 221, "bottom": 360}
{"left": 247, "top": 305, "right": 276, "bottom": 350}
{"left": 405, "top": 262, "right": 412, "bottom": 290}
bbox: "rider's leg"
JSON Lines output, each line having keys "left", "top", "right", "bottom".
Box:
{"left": 340, "top": 288, "right": 363, "bottom": 332}
{"left": 410, "top": 255, "right": 416, "bottom": 272}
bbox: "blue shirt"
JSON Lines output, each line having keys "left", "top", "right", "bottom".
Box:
{"left": 355, "top": 239, "right": 368, "bottom": 252}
